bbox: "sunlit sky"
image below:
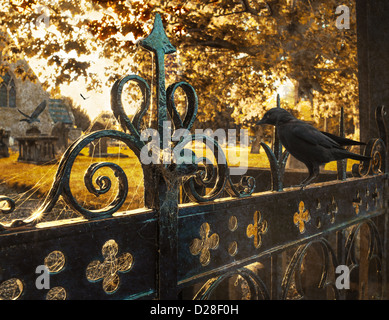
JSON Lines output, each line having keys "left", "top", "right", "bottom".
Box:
{"left": 21, "top": 2, "right": 138, "bottom": 121}
{"left": 29, "top": 53, "right": 121, "bottom": 121}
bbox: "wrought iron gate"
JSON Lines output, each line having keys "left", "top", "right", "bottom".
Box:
{"left": 0, "top": 14, "right": 387, "bottom": 300}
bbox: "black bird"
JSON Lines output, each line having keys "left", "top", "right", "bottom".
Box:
{"left": 80, "top": 93, "right": 89, "bottom": 100}
{"left": 18, "top": 100, "right": 47, "bottom": 124}
{"left": 257, "top": 108, "right": 370, "bottom": 188}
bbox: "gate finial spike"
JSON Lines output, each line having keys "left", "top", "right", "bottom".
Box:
{"left": 139, "top": 13, "right": 176, "bottom": 55}
{"left": 138, "top": 13, "right": 176, "bottom": 144}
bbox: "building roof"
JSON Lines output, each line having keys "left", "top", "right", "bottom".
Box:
{"left": 48, "top": 99, "right": 73, "bottom": 124}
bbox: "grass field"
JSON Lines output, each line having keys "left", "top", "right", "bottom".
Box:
{"left": 0, "top": 143, "right": 356, "bottom": 214}
{"left": 0, "top": 146, "right": 145, "bottom": 212}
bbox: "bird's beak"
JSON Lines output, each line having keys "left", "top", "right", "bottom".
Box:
{"left": 256, "top": 119, "right": 266, "bottom": 125}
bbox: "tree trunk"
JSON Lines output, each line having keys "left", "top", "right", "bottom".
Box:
{"left": 250, "top": 126, "right": 263, "bottom": 154}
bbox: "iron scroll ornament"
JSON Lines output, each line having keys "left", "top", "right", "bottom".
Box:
{"left": 352, "top": 106, "right": 388, "bottom": 177}
{"left": 0, "top": 13, "right": 255, "bottom": 231}
{"left": 110, "top": 14, "right": 255, "bottom": 201}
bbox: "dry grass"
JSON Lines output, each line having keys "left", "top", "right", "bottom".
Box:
{"left": 0, "top": 146, "right": 145, "bottom": 212}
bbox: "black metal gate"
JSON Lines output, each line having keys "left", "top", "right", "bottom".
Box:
{"left": 0, "top": 13, "right": 387, "bottom": 300}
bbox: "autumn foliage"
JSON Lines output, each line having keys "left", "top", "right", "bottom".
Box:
{"left": 0, "top": 0, "right": 359, "bottom": 137}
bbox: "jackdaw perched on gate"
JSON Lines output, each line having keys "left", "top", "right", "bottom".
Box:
{"left": 257, "top": 108, "right": 370, "bottom": 188}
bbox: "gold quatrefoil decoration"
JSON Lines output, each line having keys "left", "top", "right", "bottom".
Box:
{"left": 189, "top": 222, "right": 219, "bottom": 267}
{"left": 246, "top": 210, "right": 268, "bottom": 248}
{"left": 294, "top": 201, "right": 310, "bottom": 234}
{"left": 86, "top": 239, "right": 134, "bottom": 294}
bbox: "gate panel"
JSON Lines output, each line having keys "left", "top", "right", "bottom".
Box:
{"left": 0, "top": 210, "right": 157, "bottom": 300}
{"left": 178, "top": 175, "right": 386, "bottom": 285}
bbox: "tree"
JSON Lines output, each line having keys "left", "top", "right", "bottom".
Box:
{"left": 0, "top": 0, "right": 359, "bottom": 139}
{"left": 60, "top": 96, "right": 91, "bottom": 132}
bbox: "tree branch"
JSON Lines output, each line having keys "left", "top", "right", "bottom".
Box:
{"left": 184, "top": 35, "right": 261, "bottom": 56}
{"left": 240, "top": 0, "right": 272, "bottom": 16}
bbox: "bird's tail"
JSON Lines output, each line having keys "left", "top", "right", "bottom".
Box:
{"left": 321, "top": 131, "right": 366, "bottom": 146}
{"left": 333, "top": 149, "right": 371, "bottom": 162}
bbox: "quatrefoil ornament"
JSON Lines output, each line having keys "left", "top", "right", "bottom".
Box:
{"left": 246, "top": 210, "right": 268, "bottom": 248}
{"left": 294, "top": 201, "right": 310, "bottom": 234}
{"left": 353, "top": 190, "right": 362, "bottom": 215}
{"left": 327, "top": 196, "right": 338, "bottom": 224}
{"left": 86, "top": 239, "right": 134, "bottom": 294}
{"left": 190, "top": 222, "right": 219, "bottom": 267}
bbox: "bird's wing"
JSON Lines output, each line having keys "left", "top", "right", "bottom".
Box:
{"left": 290, "top": 122, "right": 340, "bottom": 149}
{"left": 30, "top": 101, "right": 47, "bottom": 119}
{"left": 320, "top": 131, "right": 366, "bottom": 146}
{"left": 17, "top": 108, "right": 30, "bottom": 118}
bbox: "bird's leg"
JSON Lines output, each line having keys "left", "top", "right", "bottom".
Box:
{"left": 298, "top": 165, "right": 320, "bottom": 190}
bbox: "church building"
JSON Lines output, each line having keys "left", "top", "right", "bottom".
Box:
{"left": 0, "top": 57, "right": 79, "bottom": 151}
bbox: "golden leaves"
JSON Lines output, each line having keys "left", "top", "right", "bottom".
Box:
{"left": 1, "top": 0, "right": 359, "bottom": 131}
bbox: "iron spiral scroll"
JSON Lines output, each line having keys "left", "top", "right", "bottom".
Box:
{"left": 0, "top": 14, "right": 255, "bottom": 231}
{"left": 352, "top": 106, "right": 388, "bottom": 177}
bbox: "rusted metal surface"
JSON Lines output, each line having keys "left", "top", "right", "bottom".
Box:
{"left": 0, "top": 13, "right": 387, "bottom": 300}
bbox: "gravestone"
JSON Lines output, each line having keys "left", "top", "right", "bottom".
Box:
{"left": 88, "top": 122, "right": 109, "bottom": 157}
{"left": 16, "top": 126, "right": 58, "bottom": 165}
{"left": 51, "top": 122, "right": 70, "bottom": 154}
{"left": 48, "top": 100, "right": 81, "bottom": 154}
{"left": 88, "top": 121, "right": 128, "bottom": 158}
{"left": 0, "top": 129, "right": 10, "bottom": 158}
{"left": 286, "top": 155, "right": 307, "bottom": 170}
{"left": 26, "top": 126, "right": 41, "bottom": 136}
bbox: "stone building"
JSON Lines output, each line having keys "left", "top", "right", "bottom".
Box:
{"left": 0, "top": 58, "right": 80, "bottom": 151}
{"left": 0, "top": 60, "right": 51, "bottom": 142}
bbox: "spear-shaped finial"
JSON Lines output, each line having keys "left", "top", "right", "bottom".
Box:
{"left": 337, "top": 107, "right": 347, "bottom": 180}
{"left": 274, "top": 93, "right": 282, "bottom": 160}
{"left": 139, "top": 13, "right": 176, "bottom": 55}
{"left": 138, "top": 13, "right": 176, "bottom": 147}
